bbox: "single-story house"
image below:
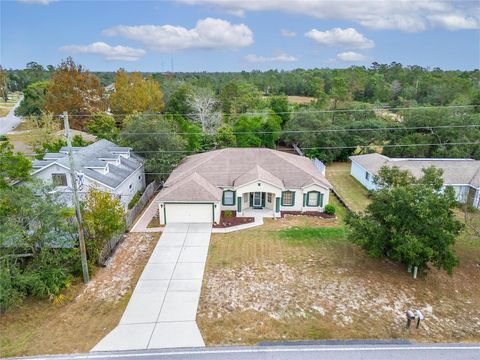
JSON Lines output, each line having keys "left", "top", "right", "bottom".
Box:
{"left": 155, "top": 148, "right": 332, "bottom": 224}
{"left": 350, "top": 153, "right": 480, "bottom": 208}
{"left": 31, "top": 139, "right": 146, "bottom": 209}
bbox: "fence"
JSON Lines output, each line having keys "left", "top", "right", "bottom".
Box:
{"left": 98, "top": 233, "right": 124, "bottom": 266}
{"left": 125, "top": 180, "right": 161, "bottom": 228}
{"left": 98, "top": 180, "right": 161, "bottom": 265}
{"left": 312, "top": 158, "right": 326, "bottom": 175}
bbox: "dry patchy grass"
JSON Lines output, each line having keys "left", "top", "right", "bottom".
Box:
{"left": 0, "top": 233, "right": 159, "bottom": 357}
{"left": 198, "top": 205, "right": 480, "bottom": 346}
{"left": 326, "top": 162, "right": 371, "bottom": 212}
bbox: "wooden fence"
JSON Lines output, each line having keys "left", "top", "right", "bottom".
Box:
{"left": 125, "top": 180, "right": 161, "bottom": 228}
{"left": 98, "top": 180, "right": 161, "bottom": 265}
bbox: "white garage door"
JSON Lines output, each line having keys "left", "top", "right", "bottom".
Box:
{"left": 165, "top": 203, "right": 213, "bottom": 223}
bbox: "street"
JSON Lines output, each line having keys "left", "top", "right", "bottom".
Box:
{"left": 7, "top": 343, "right": 480, "bottom": 360}
{"left": 0, "top": 97, "right": 23, "bottom": 135}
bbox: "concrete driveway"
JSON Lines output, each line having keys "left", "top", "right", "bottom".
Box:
{"left": 93, "top": 223, "right": 212, "bottom": 351}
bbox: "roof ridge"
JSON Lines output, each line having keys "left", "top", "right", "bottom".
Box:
{"left": 269, "top": 149, "right": 329, "bottom": 186}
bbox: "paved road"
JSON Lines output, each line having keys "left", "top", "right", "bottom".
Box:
{"left": 7, "top": 343, "right": 480, "bottom": 360}
{"left": 0, "top": 97, "right": 23, "bottom": 135}
{"left": 93, "top": 223, "right": 212, "bottom": 351}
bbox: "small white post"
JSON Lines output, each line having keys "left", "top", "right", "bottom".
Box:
{"left": 412, "top": 266, "right": 418, "bottom": 279}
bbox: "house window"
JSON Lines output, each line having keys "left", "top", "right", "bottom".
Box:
{"left": 52, "top": 173, "right": 67, "bottom": 186}
{"left": 129, "top": 184, "right": 133, "bottom": 189}
{"left": 138, "top": 175, "right": 141, "bottom": 180}
{"left": 282, "top": 191, "right": 294, "bottom": 206}
{"left": 365, "top": 172, "right": 370, "bottom": 181}
{"left": 223, "top": 190, "right": 235, "bottom": 205}
{"left": 307, "top": 192, "right": 319, "bottom": 206}
{"left": 267, "top": 193, "right": 273, "bottom": 203}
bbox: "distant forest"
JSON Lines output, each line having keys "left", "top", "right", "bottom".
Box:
{"left": 2, "top": 60, "right": 479, "bottom": 170}
{"left": 5, "top": 61, "right": 480, "bottom": 107}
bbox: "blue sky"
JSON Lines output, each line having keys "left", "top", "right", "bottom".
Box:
{"left": 1, "top": 0, "right": 479, "bottom": 71}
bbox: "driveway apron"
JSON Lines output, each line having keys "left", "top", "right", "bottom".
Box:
{"left": 92, "top": 223, "right": 212, "bottom": 351}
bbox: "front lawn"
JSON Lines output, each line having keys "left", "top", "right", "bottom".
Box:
{"left": 0, "top": 233, "right": 159, "bottom": 357}
{"left": 325, "top": 162, "right": 370, "bottom": 212}
{"left": 197, "top": 198, "right": 480, "bottom": 345}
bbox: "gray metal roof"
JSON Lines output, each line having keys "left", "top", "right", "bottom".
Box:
{"left": 350, "top": 153, "right": 480, "bottom": 188}
{"left": 32, "top": 139, "right": 144, "bottom": 189}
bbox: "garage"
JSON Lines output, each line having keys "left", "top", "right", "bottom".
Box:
{"left": 163, "top": 203, "right": 213, "bottom": 223}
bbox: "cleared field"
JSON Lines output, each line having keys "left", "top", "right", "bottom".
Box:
{"left": 197, "top": 198, "right": 480, "bottom": 345}
{"left": 326, "top": 162, "right": 371, "bottom": 212}
{"left": 0, "top": 92, "right": 22, "bottom": 117}
{"left": 0, "top": 233, "right": 159, "bottom": 357}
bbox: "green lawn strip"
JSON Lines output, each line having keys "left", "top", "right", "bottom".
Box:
{"left": 278, "top": 226, "right": 346, "bottom": 246}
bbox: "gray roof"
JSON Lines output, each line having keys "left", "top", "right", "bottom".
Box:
{"left": 157, "top": 148, "right": 331, "bottom": 202}
{"left": 32, "top": 139, "right": 144, "bottom": 189}
{"left": 350, "top": 153, "right": 480, "bottom": 188}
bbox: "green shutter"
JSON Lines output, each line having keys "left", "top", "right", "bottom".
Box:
{"left": 237, "top": 197, "right": 242, "bottom": 213}
{"left": 275, "top": 197, "right": 280, "bottom": 212}
{"left": 319, "top": 193, "right": 324, "bottom": 207}
{"left": 261, "top": 192, "right": 266, "bottom": 207}
{"left": 303, "top": 193, "right": 306, "bottom": 206}
{"left": 249, "top": 193, "right": 253, "bottom": 207}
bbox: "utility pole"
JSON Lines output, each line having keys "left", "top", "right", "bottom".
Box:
{"left": 63, "top": 112, "right": 90, "bottom": 284}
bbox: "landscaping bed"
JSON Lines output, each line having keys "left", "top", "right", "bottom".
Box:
{"left": 213, "top": 211, "right": 255, "bottom": 228}
{"left": 281, "top": 211, "right": 336, "bottom": 219}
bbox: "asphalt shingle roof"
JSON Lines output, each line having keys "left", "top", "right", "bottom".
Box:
{"left": 350, "top": 153, "right": 480, "bottom": 188}
{"left": 158, "top": 148, "right": 331, "bottom": 201}
{"left": 32, "top": 139, "right": 143, "bottom": 189}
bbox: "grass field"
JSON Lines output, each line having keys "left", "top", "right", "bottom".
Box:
{"left": 197, "top": 197, "right": 480, "bottom": 345}
{"left": 0, "top": 92, "right": 22, "bottom": 117}
{"left": 326, "top": 162, "right": 371, "bottom": 212}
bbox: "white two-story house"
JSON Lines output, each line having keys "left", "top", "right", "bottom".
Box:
{"left": 31, "top": 139, "right": 146, "bottom": 209}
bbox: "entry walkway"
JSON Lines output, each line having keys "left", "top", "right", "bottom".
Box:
{"left": 92, "top": 223, "right": 212, "bottom": 351}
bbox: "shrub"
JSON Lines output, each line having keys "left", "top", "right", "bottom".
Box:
{"left": 128, "top": 191, "right": 142, "bottom": 209}
{"left": 223, "top": 210, "right": 234, "bottom": 218}
{"left": 0, "top": 135, "right": 7, "bottom": 141}
{"left": 324, "top": 204, "right": 336, "bottom": 215}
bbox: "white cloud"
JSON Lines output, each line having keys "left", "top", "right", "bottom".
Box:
{"left": 244, "top": 52, "right": 298, "bottom": 63}
{"left": 428, "top": 14, "right": 480, "bottom": 30}
{"left": 17, "top": 0, "right": 57, "bottom": 4}
{"left": 305, "top": 27, "right": 374, "bottom": 49}
{"left": 280, "top": 29, "right": 296, "bottom": 37}
{"left": 335, "top": 51, "right": 367, "bottom": 62}
{"left": 178, "top": 0, "right": 480, "bottom": 32}
{"left": 60, "top": 42, "right": 146, "bottom": 61}
{"left": 103, "top": 18, "right": 254, "bottom": 52}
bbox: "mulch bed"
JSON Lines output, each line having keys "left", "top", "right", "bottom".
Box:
{"left": 213, "top": 211, "right": 255, "bottom": 228}
{"left": 281, "top": 211, "right": 336, "bottom": 219}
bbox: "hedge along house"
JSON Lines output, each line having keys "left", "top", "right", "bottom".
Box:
{"left": 350, "top": 153, "right": 480, "bottom": 208}
{"left": 156, "top": 148, "right": 332, "bottom": 224}
{"left": 31, "top": 139, "right": 146, "bottom": 210}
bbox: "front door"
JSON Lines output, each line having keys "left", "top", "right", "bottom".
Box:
{"left": 253, "top": 192, "right": 262, "bottom": 207}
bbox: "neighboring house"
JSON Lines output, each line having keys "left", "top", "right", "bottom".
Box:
{"left": 350, "top": 153, "right": 480, "bottom": 208}
{"left": 155, "top": 148, "right": 332, "bottom": 224}
{"left": 31, "top": 139, "right": 146, "bottom": 209}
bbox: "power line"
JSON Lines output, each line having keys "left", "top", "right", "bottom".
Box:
{"left": 23, "top": 140, "right": 480, "bottom": 158}
{"left": 49, "top": 104, "right": 477, "bottom": 118}
{"left": 96, "top": 124, "right": 480, "bottom": 136}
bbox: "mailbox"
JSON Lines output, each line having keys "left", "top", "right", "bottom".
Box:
{"left": 406, "top": 310, "right": 415, "bottom": 328}
{"left": 406, "top": 310, "right": 415, "bottom": 320}
{"left": 415, "top": 310, "right": 424, "bottom": 328}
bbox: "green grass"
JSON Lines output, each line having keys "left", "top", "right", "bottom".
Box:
{"left": 279, "top": 226, "right": 346, "bottom": 245}
{"left": 326, "top": 162, "right": 371, "bottom": 212}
